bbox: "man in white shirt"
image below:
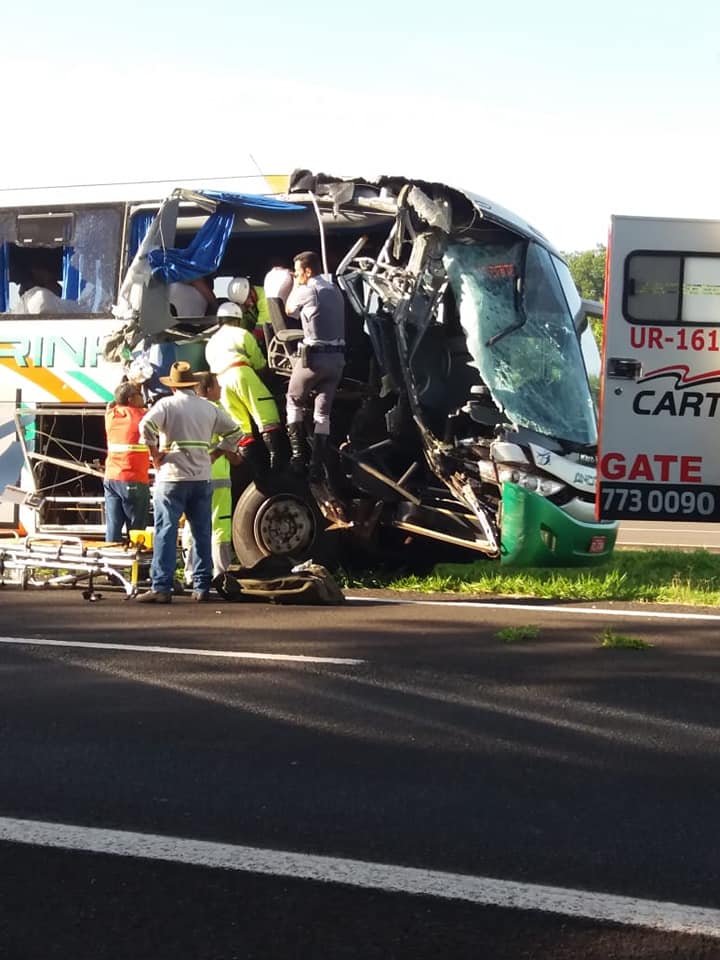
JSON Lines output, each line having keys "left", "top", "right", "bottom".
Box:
{"left": 136, "top": 361, "right": 243, "bottom": 603}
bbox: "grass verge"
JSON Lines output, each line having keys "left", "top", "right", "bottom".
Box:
{"left": 341, "top": 549, "right": 720, "bottom": 606}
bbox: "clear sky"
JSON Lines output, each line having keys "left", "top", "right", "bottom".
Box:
{"left": 4, "top": 0, "right": 720, "bottom": 252}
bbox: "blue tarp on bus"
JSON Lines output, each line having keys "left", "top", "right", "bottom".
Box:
{"left": 147, "top": 191, "right": 304, "bottom": 284}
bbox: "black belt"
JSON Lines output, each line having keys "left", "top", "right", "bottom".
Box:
{"left": 307, "top": 344, "right": 345, "bottom": 354}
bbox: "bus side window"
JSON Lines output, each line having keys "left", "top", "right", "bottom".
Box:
{"left": 0, "top": 207, "right": 122, "bottom": 316}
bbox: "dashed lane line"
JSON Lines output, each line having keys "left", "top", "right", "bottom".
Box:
{"left": 0, "top": 816, "right": 718, "bottom": 938}
{"left": 0, "top": 636, "right": 364, "bottom": 666}
{"left": 346, "top": 596, "right": 720, "bottom": 621}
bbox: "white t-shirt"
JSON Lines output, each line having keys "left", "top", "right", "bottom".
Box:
{"left": 168, "top": 282, "right": 209, "bottom": 318}
{"left": 263, "top": 267, "right": 294, "bottom": 304}
{"left": 15, "top": 286, "right": 80, "bottom": 315}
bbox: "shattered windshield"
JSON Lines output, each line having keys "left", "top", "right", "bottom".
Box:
{"left": 444, "top": 240, "right": 597, "bottom": 447}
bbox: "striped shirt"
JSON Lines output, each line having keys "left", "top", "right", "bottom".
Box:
{"left": 139, "top": 389, "right": 243, "bottom": 482}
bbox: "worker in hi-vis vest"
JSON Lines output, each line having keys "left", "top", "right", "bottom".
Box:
{"left": 205, "top": 279, "right": 284, "bottom": 471}
{"left": 103, "top": 381, "right": 150, "bottom": 542}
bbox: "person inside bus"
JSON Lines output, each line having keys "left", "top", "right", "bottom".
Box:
{"left": 14, "top": 261, "right": 79, "bottom": 315}
{"left": 259, "top": 263, "right": 299, "bottom": 340}
{"left": 227, "top": 273, "right": 274, "bottom": 349}
{"left": 168, "top": 275, "right": 217, "bottom": 317}
{"left": 263, "top": 264, "right": 294, "bottom": 305}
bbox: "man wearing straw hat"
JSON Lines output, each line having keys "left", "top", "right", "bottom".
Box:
{"left": 136, "top": 361, "right": 243, "bottom": 603}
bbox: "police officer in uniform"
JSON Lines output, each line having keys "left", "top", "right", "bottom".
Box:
{"left": 284, "top": 251, "right": 345, "bottom": 481}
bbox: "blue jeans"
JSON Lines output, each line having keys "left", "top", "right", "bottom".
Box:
{"left": 151, "top": 480, "right": 213, "bottom": 593}
{"left": 104, "top": 480, "right": 150, "bottom": 542}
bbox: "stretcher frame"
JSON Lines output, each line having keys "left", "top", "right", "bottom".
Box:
{"left": 0, "top": 534, "right": 151, "bottom": 600}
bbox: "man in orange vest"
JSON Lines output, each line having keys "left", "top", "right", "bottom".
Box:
{"left": 104, "top": 382, "right": 151, "bottom": 542}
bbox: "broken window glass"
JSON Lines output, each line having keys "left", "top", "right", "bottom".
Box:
{"left": 0, "top": 207, "right": 122, "bottom": 316}
{"left": 445, "top": 240, "right": 597, "bottom": 446}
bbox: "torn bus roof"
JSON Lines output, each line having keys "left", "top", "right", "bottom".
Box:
{"left": 171, "top": 187, "right": 306, "bottom": 213}
{"left": 286, "top": 170, "right": 557, "bottom": 254}
{"left": 198, "top": 190, "right": 305, "bottom": 212}
{"left": 147, "top": 190, "right": 306, "bottom": 285}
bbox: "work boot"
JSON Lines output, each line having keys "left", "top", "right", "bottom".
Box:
{"left": 262, "top": 428, "right": 285, "bottom": 472}
{"left": 287, "top": 422, "right": 307, "bottom": 475}
{"left": 136, "top": 590, "right": 172, "bottom": 604}
{"left": 191, "top": 590, "right": 211, "bottom": 602}
{"left": 308, "top": 432, "right": 329, "bottom": 485}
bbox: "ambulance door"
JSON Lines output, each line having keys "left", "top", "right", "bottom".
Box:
{"left": 598, "top": 215, "right": 720, "bottom": 522}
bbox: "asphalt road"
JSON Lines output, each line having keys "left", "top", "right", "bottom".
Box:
{"left": 1, "top": 586, "right": 719, "bottom": 959}
{"left": 617, "top": 521, "right": 720, "bottom": 551}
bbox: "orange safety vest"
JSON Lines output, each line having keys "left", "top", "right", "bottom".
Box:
{"left": 104, "top": 405, "right": 150, "bottom": 483}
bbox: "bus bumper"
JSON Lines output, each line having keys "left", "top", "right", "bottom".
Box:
{"left": 500, "top": 483, "right": 619, "bottom": 567}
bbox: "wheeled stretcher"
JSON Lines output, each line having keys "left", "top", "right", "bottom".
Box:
{"left": 0, "top": 534, "right": 152, "bottom": 600}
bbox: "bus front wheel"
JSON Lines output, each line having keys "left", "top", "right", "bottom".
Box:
{"left": 231, "top": 480, "right": 337, "bottom": 570}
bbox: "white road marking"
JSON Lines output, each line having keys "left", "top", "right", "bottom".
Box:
{"left": 0, "top": 636, "right": 363, "bottom": 666}
{"left": 619, "top": 539, "right": 719, "bottom": 547}
{"left": 0, "top": 816, "right": 718, "bottom": 938}
{"left": 346, "top": 596, "right": 720, "bottom": 621}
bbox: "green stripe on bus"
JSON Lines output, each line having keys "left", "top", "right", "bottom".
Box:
{"left": 67, "top": 371, "right": 114, "bottom": 402}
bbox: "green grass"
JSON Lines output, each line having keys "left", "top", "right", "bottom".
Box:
{"left": 342, "top": 549, "right": 720, "bottom": 606}
{"left": 596, "top": 627, "right": 653, "bottom": 650}
{"left": 496, "top": 625, "right": 540, "bottom": 643}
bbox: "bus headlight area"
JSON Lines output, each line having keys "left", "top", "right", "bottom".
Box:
{"left": 496, "top": 466, "right": 565, "bottom": 497}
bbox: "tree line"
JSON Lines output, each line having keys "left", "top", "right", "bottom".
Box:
{"left": 564, "top": 244, "right": 606, "bottom": 302}
{"left": 565, "top": 245, "right": 606, "bottom": 350}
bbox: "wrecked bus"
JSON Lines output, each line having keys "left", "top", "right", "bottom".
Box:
{"left": 1, "top": 171, "right": 617, "bottom": 567}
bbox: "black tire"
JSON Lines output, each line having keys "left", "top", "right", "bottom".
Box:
{"left": 231, "top": 477, "right": 339, "bottom": 570}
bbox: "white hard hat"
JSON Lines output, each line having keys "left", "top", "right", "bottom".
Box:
{"left": 227, "top": 277, "right": 251, "bottom": 305}
{"left": 217, "top": 301, "right": 244, "bottom": 319}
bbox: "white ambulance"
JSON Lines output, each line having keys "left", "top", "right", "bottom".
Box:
{"left": 599, "top": 216, "right": 720, "bottom": 522}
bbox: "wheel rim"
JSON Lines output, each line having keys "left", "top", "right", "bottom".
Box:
{"left": 253, "top": 494, "right": 316, "bottom": 556}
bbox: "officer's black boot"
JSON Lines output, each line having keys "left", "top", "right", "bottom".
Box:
{"left": 308, "top": 432, "right": 329, "bottom": 485}
{"left": 262, "top": 428, "right": 284, "bottom": 472}
{"left": 287, "top": 422, "right": 306, "bottom": 474}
